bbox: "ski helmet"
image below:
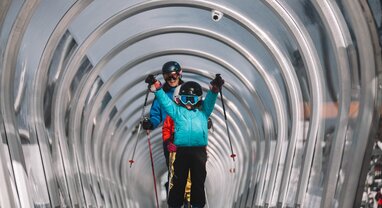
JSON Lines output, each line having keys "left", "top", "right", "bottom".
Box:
{"left": 179, "top": 81, "right": 202, "bottom": 96}
{"left": 162, "top": 61, "right": 182, "bottom": 74}
{"left": 179, "top": 81, "right": 202, "bottom": 106}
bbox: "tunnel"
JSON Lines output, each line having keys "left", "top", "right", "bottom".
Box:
{"left": 0, "top": 0, "right": 381, "bottom": 207}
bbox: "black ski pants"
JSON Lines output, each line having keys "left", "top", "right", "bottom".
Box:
{"left": 168, "top": 146, "right": 207, "bottom": 207}
{"left": 163, "top": 142, "right": 170, "bottom": 169}
{"left": 163, "top": 142, "right": 170, "bottom": 193}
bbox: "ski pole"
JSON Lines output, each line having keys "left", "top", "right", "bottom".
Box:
{"left": 129, "top": 89, "right": 150, "bottom": 167}
{"left": 147, "top": 130, "right": 160, "bottom": 208}
{"left": 219, "top": 86, "right": 236, "bottom": 162}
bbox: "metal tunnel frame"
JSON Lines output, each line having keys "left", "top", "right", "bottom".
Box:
{"left": 0, "top": 0, "right": 381, "bottom": 207}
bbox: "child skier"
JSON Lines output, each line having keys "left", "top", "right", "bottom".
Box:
{"left": 162, "top": 85, "right": 191, "bottom": 207}
{"left": 164, "top": 85, "right": 214, "bottom": 207}
{"left": 145, "top": 73, "right": 224, "bottom": 208}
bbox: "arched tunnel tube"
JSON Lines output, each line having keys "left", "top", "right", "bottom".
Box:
{"left": 0, "top": 0, "right": 381, "bottom": 207}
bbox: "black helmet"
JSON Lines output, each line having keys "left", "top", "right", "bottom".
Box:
{"left": 162, "top": 61, "right": 182, "bottom": 74}
{"left": 179, "top": 81, "right": 203, "bottom": 96}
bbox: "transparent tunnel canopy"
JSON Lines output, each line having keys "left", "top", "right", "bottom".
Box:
{"left": 0, "top": 0, "right": 381, "bottom": 207}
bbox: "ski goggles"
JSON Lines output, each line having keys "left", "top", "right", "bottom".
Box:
{"left": 179, "top": 95, "right": 200, "bottom": 105}
{"left": 164, "top": 72, "right": 179, "bottom": 81}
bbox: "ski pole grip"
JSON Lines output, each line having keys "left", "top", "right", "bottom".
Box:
{"left": 145, "top": 74, "right": 157, "bottom": 85}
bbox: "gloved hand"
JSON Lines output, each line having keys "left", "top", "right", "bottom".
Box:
{"left": 145, "top": 74, "right": 156, "bottom": 85}
{"left": 141, "top": 117, "right": 154, "bottom": 130}
{"left": 145, "top": 74, "right": 161, "bottom": 92}
{"left": 210, "top": 74, "right": 224, "bottom": 93}
{"left": 167, "top": 141, "right": 177, "bottom": 152}
{"left": 207, "top": 117, "right": 213, "bottom": 129}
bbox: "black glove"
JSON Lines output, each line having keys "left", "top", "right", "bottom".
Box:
{"left": 207, "top": 117, "right": 213, "bottom": 129}
{"left": 142, "top": 117, "right": 154, "bottom": 130}
{"left": 145, "top": 74, "right": 157, "bottom": 85}
{"left": 145, "top": 74, "right": 161, "bottom": 92}
{"left": 210, "top": 74, "right": 224, "bottom": 93}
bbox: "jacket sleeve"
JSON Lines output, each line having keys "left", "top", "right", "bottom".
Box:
{"left": 149, "top": 98, "right": 162, "bottom": 128}
{"left": 202, "top": 90, "right": 218, "bottom": 117}
{"left": 162, "top": 116, "right": 174, "bottom": 142}
{"left": 154, "top": 89, "right": 178, "bottom": 119}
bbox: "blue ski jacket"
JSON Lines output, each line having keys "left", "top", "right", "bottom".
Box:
{"left": 149, "top": 86, "right": 176, "bottom": 128}
{"left": 154, "top": 88, "right": 218, "bottom": 147}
